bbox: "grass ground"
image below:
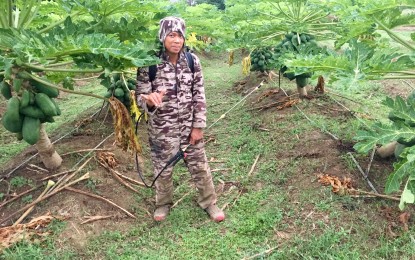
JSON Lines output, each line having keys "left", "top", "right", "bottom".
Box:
{"left": 1, "top": 52, "right": 415, "bottom": 259}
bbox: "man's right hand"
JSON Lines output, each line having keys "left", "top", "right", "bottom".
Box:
{"left": 140, "top": 90, "right": 166, "bottom": 108}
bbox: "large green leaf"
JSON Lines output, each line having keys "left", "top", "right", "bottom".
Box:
{"left": 285, "top": 40, "right": 413, "bottom": 87}
{"left": 385, "top": 157, "right": 415, "bottom": 194}
{"left": 384, "top": 96, "right": 415, "bottom": 126}
{"left": 353, "top": 122, "right": 415, "bottom": 154}
{"left": 399, "top": 175, "right": 415, "bottom": 210}
{"left": 0, "top": 27, "right": 158, "bottom": 69}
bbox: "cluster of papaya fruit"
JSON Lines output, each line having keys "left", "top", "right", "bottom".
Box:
{"left": 250, "top": 47, "right": 275, "bottom": 73}
{"left": 275, "top": 32, "right": 317, "bottom": 53}
{"left": 1, "top": 75, "right": 60, "bottom": 145}
{"left": 104, "top": 74, "right": 136, "bottom": 108}
{"left": 274, "top": 32, "right": 318, "bottom": 86}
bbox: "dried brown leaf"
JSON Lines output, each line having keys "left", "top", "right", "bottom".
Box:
{"left": 256, "top": 89, "right": 280, "bottom": 102}
{"left": 108, "top": 97, "right": 142, "bottom": 154}
{"left": 317, "top": 174, "right": 355, "bottom": 195}
{"left": 276, "top": 99, "right": 300, "bottom": 110}
{"left": 0, "top": 213, "right": 62, "bottom": 250}
{"left": 97, "top": 151, "right": 118, "bottom": 168}
{"left": 399, "top": 212, "right": 410, "bottom": 232}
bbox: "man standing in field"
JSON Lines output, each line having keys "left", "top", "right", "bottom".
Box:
{"left": 135, "top": 16, "right": 225, "bottom": 222}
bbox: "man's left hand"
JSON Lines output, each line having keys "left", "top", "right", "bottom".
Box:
{"left": 189, "top": 128, "right": 203, "bottom": 145}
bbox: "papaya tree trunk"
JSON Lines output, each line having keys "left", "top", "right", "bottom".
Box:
{"left": 296, "top": 77, "right": 309, "bottom": 97}
{"left": 297, "top": 86, "right": 308, "bottom": 97}
{"left": 35, "top": 124, "right": 62, "bottom": 170}
{"left": 376, "top": 141, "right": 397, "bottom": 158}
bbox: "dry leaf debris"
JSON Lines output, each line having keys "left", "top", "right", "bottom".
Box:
{"left": 108, "top": 97, "right": 142, "bottom": 153}
{"left": 0, "top": 213, "right": 65, "bottom": 250}
{"left": 317, "top": 174, "right": 355, "bottom": 195}
{"left": 97, "top": 151, "right": 118, "bottom": 169}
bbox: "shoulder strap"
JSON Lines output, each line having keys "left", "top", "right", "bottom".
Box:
{"left": 148, "top": 52, "right": 194, "bottom": 82}
{"left": 148, "top": 65, "right": 157, "bottom": 82}
{"left": 185, "top": 52, "right": 195, "bottom": 74}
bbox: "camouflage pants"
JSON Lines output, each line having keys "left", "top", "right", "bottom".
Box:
{"left": 150, "top": 137, "right": 217, "bottom": 209}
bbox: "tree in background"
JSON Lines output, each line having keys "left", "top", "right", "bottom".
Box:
{"left": 197, "top": 0, "right": 225, "bottom": 10}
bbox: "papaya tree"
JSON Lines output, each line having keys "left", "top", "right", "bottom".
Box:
{"left": 282, "top": 0, "right": 415, "bottom": 208}
{"left": 354, "top": 94, "right": 415, "bottom": 209}
{"left": 183, "top": 0, "right": 336, "bottom": 96}
{"left": 284, "top": 0, "right": 415, "bottom": 86}
{"left": 0, "top": 0, "right": 170, "bottom": 170}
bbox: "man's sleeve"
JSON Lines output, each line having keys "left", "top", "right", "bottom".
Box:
{"left": 136, "top": 67, "right": 157, "bottom": 115}
{"left": 191, "top": 54, "right": 207, "bottom": 128}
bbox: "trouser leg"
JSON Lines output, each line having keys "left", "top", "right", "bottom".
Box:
{"left": 184, "top": 141, "right": 217, "bottom": 209}
{"left": 150, "top": 138, "right": 179, "bottom": 207}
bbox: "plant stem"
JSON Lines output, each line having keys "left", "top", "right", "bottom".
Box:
{"left": 353, "top": 189, "right": 400, "bottom": 201}
{"left": 373, "top": 17, "right": 415, "bottom": 52}
{"left": 23, "top": 63, "right": 104, "bottom": 73}
{"left": 0, "top": 173, "right": 90, "bottom": 225}
{"left": 25, "top": 72, "right": 106, "bottom": 100}
{"left": 347, "top": 152, "right": 378, "bottom": 194}
{"left": 383, "top": 75, "right": 415, "bottom": 79}
{"left": 7, "top": 0, "right": 12, "bottom": 27}
{"left": 38, "top": 10, "right": 82, "bottom": 34}
{"left": 22, "top": 4, "right": 40, "bottom": 29}
{"left": 18, "top": 0, "right": 38, "bottom": 28}
{"left": 0, "top": 1, "right": 8, "bottom": 28}
{"left": 45, "top": 61, "right": 74, "bottom": 68}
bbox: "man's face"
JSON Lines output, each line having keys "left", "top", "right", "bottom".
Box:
{"left": 164, "top": 31, "right": 184, "bottom": 55}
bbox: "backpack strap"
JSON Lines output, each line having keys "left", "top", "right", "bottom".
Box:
{"left": 148, "top": 64, "right": 157, "bottom": 82}
{"left": 148, "top": 52, "right": 194, "bottom": 82}
{"left": 185, "top": 51, "right": 195, "bottom": 74}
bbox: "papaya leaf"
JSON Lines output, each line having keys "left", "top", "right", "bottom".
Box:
{"left": 385, "top": 159, "right": 415, "bottom": 194}
{"left": 383, "top": 96, "right": 415, "bottom": 126}
{"left": 399, "top": 176, "right": 415, "bottom": 210}
{"left": 353, "top": 122, "right": 415, "bottom": 154}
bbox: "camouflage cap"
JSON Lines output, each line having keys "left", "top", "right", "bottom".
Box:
{"left": 159, "top": 16, "right": 186, "bottom": 43}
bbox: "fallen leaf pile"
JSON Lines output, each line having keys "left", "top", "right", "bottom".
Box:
{"left": 276, "top": 99, "right": 300, "bottom": 110}
{"left": 317, "top": 174, "right": 355, "bottom": 195}
{"left": 0, "top": 213, "right": 64, "bottom": 250}
{"left": 256, "top": 89, "right": 280, "bottom": 102}
{"left": 97, "top": 151, "right": 118, "bottom": 168}
{"left": 380, "top": 206, "right": 411, "bottom": 237}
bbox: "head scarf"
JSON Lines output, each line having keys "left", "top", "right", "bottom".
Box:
{"left": 158, "top": 16, "right": 186, "bottom": 43}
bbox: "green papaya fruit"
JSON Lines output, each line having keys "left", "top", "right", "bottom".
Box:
{"left": 34, "top": 93, "right": 58, "bottom": 116}
{"left": 0, "top": 81, "right": 12, "bottom": 99}
{"left": 20, "top": 90, "right": 30, "bottom": 109}
{"left": 20, "top": 105, "right": 46, "bottom": 119}
{"left": 22, "top": 116, "right": 41, "bottom": 145}
{"left": 13, "top": 78, "right": 24, "bottom": 92}
{"left": 2, "top": 97, "right": 23, "bottom": 133}
{"left": 114, "top": 87, "right": 125, "bottom": 98}
{"left": 32, "top": 80, "right": 59, "bottom": 98}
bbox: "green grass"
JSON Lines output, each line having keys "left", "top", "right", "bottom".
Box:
{"left": 2, "top": 52, "right": 415, "bottom": 259}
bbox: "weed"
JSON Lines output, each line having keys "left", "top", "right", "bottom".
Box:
{"left": 85, "top": 178, "right": 98, "bottom": 193}
{"left": 21, "top": 195, "right": 33, "bottom": 204}
{"left": 10, "top": 176, "right": 32, "bottom": 188}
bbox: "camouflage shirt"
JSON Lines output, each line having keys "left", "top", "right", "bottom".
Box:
{"left": 136, "top": 51, "right": 207, "bottom": 143}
